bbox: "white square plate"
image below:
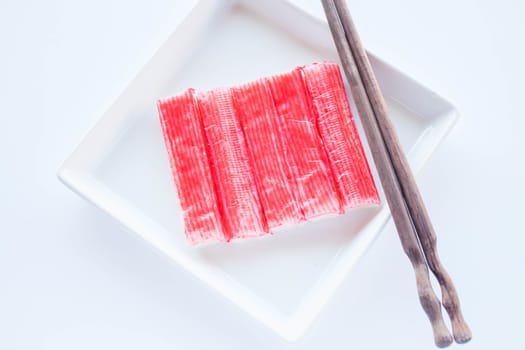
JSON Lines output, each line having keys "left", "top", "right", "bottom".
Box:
{"left": 58, "top": 0, "right": 458, "bottom": 342}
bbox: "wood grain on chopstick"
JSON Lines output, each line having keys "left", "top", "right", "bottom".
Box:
{"left": 330, "top": 0, "right": 472, "bottom": 344}
{"left": 320, "top": 0, "right": 452, "bottom": 347}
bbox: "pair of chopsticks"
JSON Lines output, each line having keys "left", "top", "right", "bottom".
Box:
{"left": 321, "top": 0, "right": 471, "bottom": 347}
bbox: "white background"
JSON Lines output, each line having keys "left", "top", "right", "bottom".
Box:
{"left": 2, "top": 0, "right": 524, "bottom": 349}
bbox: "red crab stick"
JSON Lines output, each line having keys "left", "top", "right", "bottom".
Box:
{"left": 158, "top": 62, "right": 381, "bottom": 244}
{"left": 197, "top": 88, "right": 267, "bottom": 240}
{"left": 267, "top": 69, "right": 341, "bottom": 219}
{"left": 232, "top": 80, "right": 302, "bottom": 228}
{"left": 157, "top": 89, "right": 225, "bottom": 244}
{"left": 302, "top": 63, "right": 380, "bottom": 208}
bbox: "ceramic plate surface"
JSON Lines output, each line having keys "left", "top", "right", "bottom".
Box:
{"left": 58, "top": 0, "right": 459, "bottom": 341}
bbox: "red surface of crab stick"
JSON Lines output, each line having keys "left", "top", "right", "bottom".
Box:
{"left": 197, "top": 88, "right": 268, "bottom": 240}
{"left": 266, "top": 69, "right": 342, "bottom": 219}
{"left": 302, "top": 63, "right": 380, "bottom": 208}
{"left": 232, "top": 80, "right": 302, "bottom": 228}
{"left": 157, "top": 89, "right": 225, "bottom": 244}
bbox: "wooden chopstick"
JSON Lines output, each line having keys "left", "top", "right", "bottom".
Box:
{"left": 320, "top": 0, "right": 456, "bottom": 347}
{"left": 330, "top": 0, "right": 472, "bottom": 344}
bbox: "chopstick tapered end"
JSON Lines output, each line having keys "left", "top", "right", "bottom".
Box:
{"left": 434, "top": 329, "right": 454, "bottom": 348}
{"left": 452, "top": 321, "right": 472, "bottom": 344}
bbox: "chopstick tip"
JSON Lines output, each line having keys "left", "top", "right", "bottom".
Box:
{"left": 453, "top": 323, "right": 472, "bottom": 344}
{"left": 432, "top": 321, "right": 453, "bottom": 348}
{"left": 435, "top": 334, "right": 453, "bottom": 348}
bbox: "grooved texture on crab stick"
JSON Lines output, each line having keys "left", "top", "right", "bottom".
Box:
{"left": 267, "top": 69, "right": 342, "bottom": 218}
{"left": 232, "top": 80, "right": 302, "bottom": 228}
{"left": 157, "top": 89, "right": 225, "bottom": 244}
{"left": 197, "top": 88, "right": 268, "bottom": 240}
{"left": 302, "top": 63, "right": 380, "bottom": 208}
